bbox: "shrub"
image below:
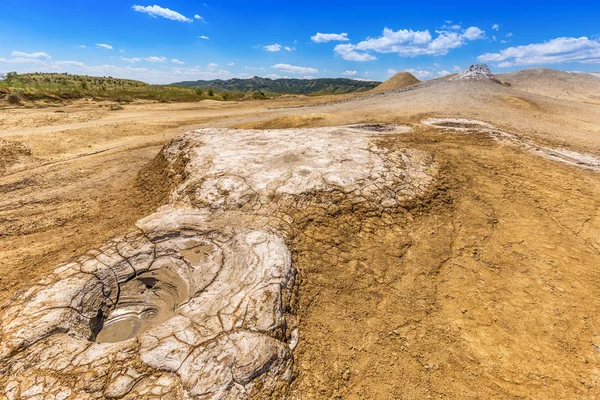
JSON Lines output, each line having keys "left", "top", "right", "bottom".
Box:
{"left": 195, "top": 88, "right": 204, "bottom": 96}
{"left": 7, "top": 93, "right": 22, "bottom": 105}
{"left": 208, "top": 89, "right": 214, "bottom": 97}
{"left": 108, "top": 103, "right": 123, "bottom": 111}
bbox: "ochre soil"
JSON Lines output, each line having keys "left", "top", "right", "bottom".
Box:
{"left": 1, "top": 83, "right": 600, "bottom": 399}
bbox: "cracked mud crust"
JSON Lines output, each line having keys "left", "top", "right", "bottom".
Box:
{"left": 0, "top": 125, "right": 438, "bottom": 399}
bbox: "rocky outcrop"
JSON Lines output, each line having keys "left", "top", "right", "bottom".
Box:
{"left": 0, "top": 125, "right": 437, "bottom": 399}
{"left": 449, "top": 64, "right": 501, "bottom": 82}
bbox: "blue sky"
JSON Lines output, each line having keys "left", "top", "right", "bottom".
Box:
{"left": 1, "top": 1, "right": 599, "bottom": 83}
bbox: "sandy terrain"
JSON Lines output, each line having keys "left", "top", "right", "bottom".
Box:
{"left": 1, "top": 68, "right": 600, "bottom": 399}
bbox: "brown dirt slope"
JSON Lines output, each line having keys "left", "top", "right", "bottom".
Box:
{"left": 498, "top": 67, "right": 600, "bottom": 104}
{"left": 371, "top": 72, "right": 420, "bottom": 93}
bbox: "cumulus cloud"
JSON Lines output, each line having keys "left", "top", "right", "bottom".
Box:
{"left": 452, "top": 65, "right": 463, "bottom": 72}
{"left": 79, "top": 45, "right": 86, "bottom": 48}
{"left": 144, "top": 56, "right": 167, "bottom": 62}
{"left": 463, "top": 26, "right": 486, "bottom": 40}
{"left": 272, "top": 63, "right": 318, "bottom": 74}
{"left": 132, "top": 5, "right": 192, "bottom": 22}
{"left": 227, "top": 62, "right": 235, "bottom": 66}
{"left": 96, "top": 43, "right": 113, "bottom": 50}
{"left": 405, "top": 68, "right": 433, "bottom": 79}
{"left": 284, "top": 46, "right": 294, "bottom": 52}
{"left": 506, "top": 33, "right": 513, "bottom": 37}
{"left": 492, "top": 24, "right": 500, "bottom": 31}
{"left": 198, "top": 35, "right": 210, "bottom": 40}
{"left": 264, "top": 44, "right": 282, "bottom": 52}
{"left": 437, "top": 69, "right": 451, "bottom": 76}
{"left": 342, "top": 70, "right": 357, "bottom": 76}
{"left": 387, "top": 68, "right": 398, "bottom": 75}
{"left": 172, "top": 59, "right": 185, "bottom": 64}
{"left": 478, "top": 36, "right": 600, "bottom": 67}
{"left": 334, "top": 25, "right": 485, "bottom": 61}
{"left": 120, "top": 57, "right": 142, "bottom": 63}
{"left": 311, "top": 32, "right": 349, "bottom": 43}
{"left": 194, "top": 14, "right": 205, "bottom": 22}
{"left": 11, "top": 51, "right": 51, "bottom": 59}
{"left": 54, "top": 61, "right": 86, "bottom": 67}
{"left": 334, "top": 44, "right": 377, "bottom": 61}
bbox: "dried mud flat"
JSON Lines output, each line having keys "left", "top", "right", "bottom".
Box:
{"left": 2, "top": 70, "right": 600, "bottom": 399}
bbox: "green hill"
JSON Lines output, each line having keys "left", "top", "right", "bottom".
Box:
{"left": 172, "top": 76, "right": 381, "bottom": 95}
{"left": 0, "top": 72, "right": 237, "bottom": 103}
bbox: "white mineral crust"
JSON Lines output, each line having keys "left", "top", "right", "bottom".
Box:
{"left": 0, "top": 126, "right": 436, "bottom": 399}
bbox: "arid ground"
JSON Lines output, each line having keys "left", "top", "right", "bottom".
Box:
{"left": 2, "top": 69, "right": 600, "bottom": 398}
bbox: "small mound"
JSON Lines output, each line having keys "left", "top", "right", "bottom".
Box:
{"left": 0, "top": 140, "right": 36, "bottom": 176}
{"left": 371, "top": 72, "right": 420, "bottom": 93}
{"left": 449, "top": 64, "right": 501, "bottom": 83}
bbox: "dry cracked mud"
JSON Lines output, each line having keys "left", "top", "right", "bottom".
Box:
{"left": 0, "top": 125, "right": 438, "bottom": 399}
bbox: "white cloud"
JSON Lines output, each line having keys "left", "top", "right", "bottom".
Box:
{"left": 284, "top": 46, "right": 294, "bottom": 52}
{"left": 500, "top": 40, "right": 508, "bottom": 44}
{"left": 120, "top": 50, "right": 125, "bottom": 53}
{"left": 342, "top": 70, "right": 357, "bottom": 76}
{"left": 132, "top": 5, "right": 192, "bottom": 22}
{"left": 198, "top": 35, "right": 210, "bottom": 40}
{"left": 405, "top": 68, "right": 433, "bottom": 79}
{"left": 208, "top": 62, "right": 218, "bottom": 69}
{"left": 265, "top": 73, "right": 282, "bottom": 79}
{"left": 144, "top": 56, "right": 167, "bottom": 62}
{"left": 227, "top": 62, "right": 235, "bottom": 66}
{"left": 334, "top": 44, "right": 377, "bottom": 61}
{"left": 244, "top": 66, "right": 257, "bottom": 70}
{"left": 506, "top": 33, "right": 513, "bottom": 37}
{"left": 194, "top": 14, "right": 204, "bottom": 21}
{"left": 172, "top": 59, "right": 185, "bottom": 64}
{"left": 120, "top": 57, "right": 142, "bottom": 63}
{"left": 492, "top": 24, "right": 500, "bottom": 31}
{"left": 478, "top": 36, "right": 600, "bottom": 67}
{"left": 54, "top": 61, "right": 86, "bottom": 68}
{"left": 387, "top": 68, "right": 398, "bottom": 75}
{"left": 264, "top": 44, "right": 282, "bottom": 52}
{"left": 311, "top": 32, "right": 349, "bottom": 43}
{"left": 96, "top": 43, "right": 113, "bottom": 50}
{"left": 10, "top": 51, "right": 51, "bottom": 59}
{"left": 452, "top": 65, "right": 463, "bottom": 72}
{"left": 335, "top": 25, "right": 486, "bottom": 61}
{"left": 437, "top": 69, "right": 451, "bottom": 76}
{"left": 462, "top": 26, "right": 486, "bottom": 40}
{"left": 79, "top": 45, "right": 86, "bottom": 48}
{"left": 0, "top": 57, "right": 47, "bottom": 65}
{"left": 272, "top": 63, "right": 318, "bottom": 74}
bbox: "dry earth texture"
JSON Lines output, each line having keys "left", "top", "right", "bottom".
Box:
{"left": 1, "top": 67, "right": 600, "bottom": 399}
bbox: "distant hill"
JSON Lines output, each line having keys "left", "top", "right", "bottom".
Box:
{"left": 0, "top": 72, "right": 237, "bottom": 103}
{"left": 171, "top": 76, "right": 381, "bottom": 95}
{"left": 370, "top": 72, "right": 420, "bottom": 93}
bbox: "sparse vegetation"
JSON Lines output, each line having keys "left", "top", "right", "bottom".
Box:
{"left": 108, "top": 104, "right": 124, "bottom": 111}
{"left": 0, "top": 72, "right": 242, "bottom": 105}
{"left": 251, "top": 91, "right": 268, "bottom": 100}
{"left": 7, "top": 93, "right": 22, "bottom": 105}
